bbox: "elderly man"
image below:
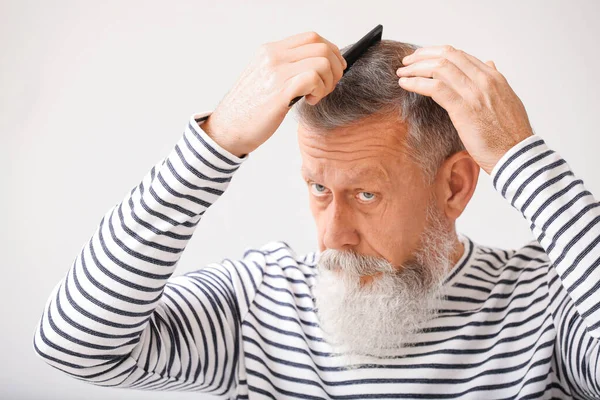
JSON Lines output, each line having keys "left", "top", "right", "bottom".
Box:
{"left": 34, "top": 31, "right": 600, "bottom": 399}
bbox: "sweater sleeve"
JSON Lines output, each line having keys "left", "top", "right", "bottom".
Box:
{"left": 33, "top": 113, "right": 264, "bottom": 397}
{"left": 490, "top": 135, "right": 600, "bottom": 396}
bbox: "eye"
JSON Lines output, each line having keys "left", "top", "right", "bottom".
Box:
{"left": 309, "top": 183, "right": 329, "bottom": 196}
{"left": 357, "top": 192, "right": 376, "bottom": 202}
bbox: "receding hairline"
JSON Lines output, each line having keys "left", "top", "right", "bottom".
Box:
{"left": 297, "top": 114, "right": 415, "bottom": 188}
{"left": 297, "top": 109, "right": 405, "bottom": 133}
{"left": 293, "top": 38, "right": 465, "bottom": 183}
{"left": 296, "top": 112, "right": 411, "bottom": 159}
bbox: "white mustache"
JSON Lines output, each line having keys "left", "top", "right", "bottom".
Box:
{"left": 312, "top": 200, "right": 456, "bottom": 363}
{"left": 318, "top": 249, "right": 395, "bottom": 277}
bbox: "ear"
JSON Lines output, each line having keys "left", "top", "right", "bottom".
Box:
{"left": 435, "top": 150, "right": 480, "bottom": 221}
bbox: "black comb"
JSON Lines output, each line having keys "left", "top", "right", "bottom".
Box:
{"left": 288, "top": 24, "right": 383, "bottom": 107}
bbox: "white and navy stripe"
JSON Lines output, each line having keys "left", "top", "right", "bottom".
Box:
{"left": 34, "top": 116, "right": 600, "bottom": 399}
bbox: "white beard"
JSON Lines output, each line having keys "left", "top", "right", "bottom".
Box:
{"left": 312, "top": 201, "right": 457, "bottom": 366}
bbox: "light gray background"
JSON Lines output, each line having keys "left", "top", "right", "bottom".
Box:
{"left": 2, "top": 0, "right": 599, "bottom": 399}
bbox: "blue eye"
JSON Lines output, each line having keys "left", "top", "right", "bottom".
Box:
{"left": 310, "top": 183, "right": 329, "bottom": 196}
{"left": 358, "top": 192, "right": 376, "bottom": 202}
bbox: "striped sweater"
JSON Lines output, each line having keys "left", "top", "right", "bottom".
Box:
{"left": 34, "top": 112, "right": 600, "bottom": 399}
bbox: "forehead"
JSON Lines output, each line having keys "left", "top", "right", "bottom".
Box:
{"left": 297, "top": 113, "right": 408, "bottom": 151}
{"left": 300, "top": 162, "right": 391, "bottom": 184}
{"left": 297, "top": 115, "right": 410, "bottom": 184}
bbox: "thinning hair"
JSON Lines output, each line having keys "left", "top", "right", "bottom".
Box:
{"left": 293, "top": 40, "right": 465, "bottom": 182}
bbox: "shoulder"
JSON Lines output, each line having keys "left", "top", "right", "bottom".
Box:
{"left": 509, "top": 239, "right": 551, "bottom": 266}
{"left": 508, "top": 240, "right": 553, "bottom": 286}
{"left": 238, "top": 240, "right": 317, "bottom": 278}
{"left": 473, "top": 238, "right": 551, "bottom": 281}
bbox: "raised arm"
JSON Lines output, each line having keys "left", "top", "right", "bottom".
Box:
{"left": 33, "top": 115, "right": 252, "bottom": 395}
{"left": 397, "top": 44, "right": 600, "bottom": 396}
{"left": 490, "top": 136, "right": 600, "bottom": 397}
{"left": 33, "top": 31, "right": 347, "bottom": 396}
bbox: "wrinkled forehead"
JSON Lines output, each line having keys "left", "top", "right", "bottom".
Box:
{"left": 300, "top": 162, "right": 392, "bottom": 186}
{"left": 296, "top": 113, "right": 409, "bottom": 151}
{"left": 296, "top": 117, "right": 414, "bottom": 186}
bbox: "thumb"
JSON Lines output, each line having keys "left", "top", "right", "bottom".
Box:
{"left": 485, "top": 60, "right": 497, "bottom": 70}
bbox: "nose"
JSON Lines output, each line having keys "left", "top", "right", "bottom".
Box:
{"left": 322, "top": 199, "right": 360, "bottom": 251}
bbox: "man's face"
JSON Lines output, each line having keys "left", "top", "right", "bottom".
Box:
{"left": 297, "top": 115, "right": 477, "bottom": 361}
{"left": 297, "top": 115, "right": 461, "bottom": 361}
{"left": 297, "top": 114, "right": 434, "bottom": 271}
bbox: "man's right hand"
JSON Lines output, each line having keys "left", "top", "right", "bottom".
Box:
{"left": 200, "top": 31, "right": 347, "bottom": 158}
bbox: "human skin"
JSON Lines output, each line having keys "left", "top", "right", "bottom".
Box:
{"left": 200, "top": 34, "right": 534, "bottom": 278}
{"left": 297, "top": 114, "right": 477, "bottom": 277}
{"left": 397, "top": 45, "right": 534, "bottom": 175}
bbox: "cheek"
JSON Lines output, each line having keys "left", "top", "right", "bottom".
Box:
{"left": 366, "top": 197, "right": 428, "bottom": 263}
{"left": 313, "top": 210, "right": 337, "bottom": 254}
{"left": 307, "top": 197, "right": 321, "bottom": 222}
{"left": 307, "top": 198, "right": 326, "bottom": 239}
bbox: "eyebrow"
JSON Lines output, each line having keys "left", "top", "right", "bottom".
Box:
{"left": 300, "top": 166, "right": 390, "bottom": 185}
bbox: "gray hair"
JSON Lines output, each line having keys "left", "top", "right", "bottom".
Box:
{"left": 293, "top": 40, "right": 465, "bottom": 183}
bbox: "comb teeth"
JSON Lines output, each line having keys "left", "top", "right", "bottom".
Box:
{"left": 288, "top": 25, "right": 383, "bottom": 108}
{"left": 342, "top": 24, "right": 383, "bottom": 73}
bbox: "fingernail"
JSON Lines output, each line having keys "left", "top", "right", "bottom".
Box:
{"left": 399, "top": 77, "right": 409, "bottom": 84}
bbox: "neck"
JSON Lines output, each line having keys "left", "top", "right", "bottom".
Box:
{"left": 449, "top": 234, "right": 466, "bottom": 271}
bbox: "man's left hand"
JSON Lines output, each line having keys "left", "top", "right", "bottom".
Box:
{"left": 397, "top": 45, "right": 534, "bottom": 174}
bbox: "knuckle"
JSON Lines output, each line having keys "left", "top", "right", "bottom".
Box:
{"left": 473, "top": 97, "right": 487, "bottom": 112}
{"left": 259, "top": 42, "right": 273, "bottom": 53}
{"left": 492, "top": 70, "right": 506, "bottom": 82}
{"left": 437, "top": 58, "right": 450, "bottom": 68}
{"left": 257, "top": 43, "right": 269, "bottom": 56}
{"left": 266, "top": 73, "right": 281, "bottom": 91}
{"left": 305, "top": 31, "right": 321, "bottom": 42}
{"left": 310, "top": 70, "right": 321, "bottom": 84}
{"left": 265, "top": 54, "right": 279, "bottom": 67}
{"left": 432, "top": 79, "right": 444, "bottom": 91}
{"left": 482, "top": 74, "right": 496, "bottom": 88}
{"left": 316, "top": 42, "right": 330, "bottom": 57}
{"left": 318, "top": 56, "right": 331, "bottom": 70}
{"left": 442, "top": 45, "right": 455, "bottom": 54}
{"left": 334, "top": 68, "right": 343, "bottom": 82}
{"left": 469, "top": 90, "right": 485, "bottom": 107}
{"left": 258, "top": 44, "right": 277, "bottom": 66}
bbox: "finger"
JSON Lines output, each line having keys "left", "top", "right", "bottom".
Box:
{"left": 398, "top": 77, "right": 458, "bottom": 107}
{"left": 290, "top": 57, "right": 335, "bottom": 92}
{"left": 306, "top": 77, "right": 328, "bottom": 105}
{"left": 278, "top": 31, "right": 324, "bottom": 49}
{"left": 460, "top": 52, "right": 496, "bottom": 72}
{"left": 396, "top": 58, "right": 472, "bottom": 97}
{"left": 460, "top": 53, "right": 503, "bottom": 85}
{"left": 485, "top": 60, "right": 497, "bottom": 70}
{"left": 319, "top": 36, "right": 348, "bottom": 70}
{"left": 291, "top": 70, "right": 328, "bottom": 105}
{"left": 286, "top": 43, "right": 344, "bottom": 83}
{"left": 403, "top": 45, "right": 487, "bottom": 83}
{"left": 284, "top": 57, "right": 334, "bottom": 96}
{"left": 278, "top": 31, "right": 347, "bottom": 70}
